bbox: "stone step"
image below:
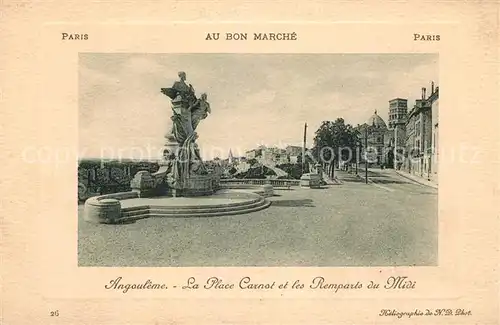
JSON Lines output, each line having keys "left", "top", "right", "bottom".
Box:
{"left": 121, "top": 198, "right": 268, "bottom": 218}
{"left": 122, "top": 196, "right": 262, "bottom": 212}
{"left": 120, "top": 200, "right": 272, "bottom": 221}
{"left": 146, "top": 199, "right": 267, "bottom": 215}
{"left": 121, "top": 208, "right": 150, "bottom": 217}
{"left": 148, "top": 197, "right": 262, "bottom": 209}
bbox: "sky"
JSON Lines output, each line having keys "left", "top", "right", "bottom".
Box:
{"left": 79, "top": 53, "right": 438, "bottom": 160}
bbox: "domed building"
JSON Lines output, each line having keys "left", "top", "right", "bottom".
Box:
{"left": 367, "top": 111, "right": 388, "bottom": 129}
{"left": 355, "top": 83, "right": 438, "bottom": 176}
{"left": 356, "top": 110, "right": 395, "bottom": 167}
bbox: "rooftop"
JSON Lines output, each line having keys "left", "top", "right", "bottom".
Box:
{"left": 367, "top": 110, "right": 387, "bottom": 129}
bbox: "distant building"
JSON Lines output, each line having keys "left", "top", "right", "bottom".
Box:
{"left": 223, "top": 148, "right": 245, "bottom": 166}
{"left": 285, "top": 145, "right": 302, "bottom": 156}
{"left": 261, "top": 147, "right": 287, "bottom": 166}
{"left": 356, "top": 110, "right": 393, "bottom": 166}
{"left": 430, "top": 83, "right": 439, "bottom": 183}
{"left": 355, "top": 81, "right": 438, "bottom": 184}
{"left": 284, "top": 145, "right": 302, "bottom": 165}
{"left": 388, "top": 98, "right": 409, "bottom": 169}
{"left": 404, "top": 84, "right": 439, "bottom": 181}
{"left": 245, "top": 148, "right": 262, "bottom": 159}
{"left": 244, "top": 145, "right": 293, "bottom": 166}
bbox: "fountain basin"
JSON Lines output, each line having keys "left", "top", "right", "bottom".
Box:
{"left": 83, "top": 189, "right": 271, "bottom": 224}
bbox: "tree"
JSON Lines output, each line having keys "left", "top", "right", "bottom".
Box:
{"left": 276, "top": 163, "right": 304, "bottom": 180}
{"left": 313, "top": 118, "right": 360, "bottom": 178}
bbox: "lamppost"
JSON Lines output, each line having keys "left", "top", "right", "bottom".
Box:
{"left": 365, "top": 127, "right": 369, "bottom": 184}
{"left": 355, "top": 140, "right": 360, "bottom": 175}
{"left": 302, "top": 122, "right": 307, "bottom": 174}
{"left": 365, "top": 126, "right": 368, "bottom": 184}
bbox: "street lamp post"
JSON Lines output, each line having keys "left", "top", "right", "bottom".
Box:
{"left": 355, "top": 140, "right": 360, "bottom": 175}
{"left": 302, "top": 122, "right": 307, "bottom": 175}
{"left": 365, "top": 127, "right": 368, "bottom": 184}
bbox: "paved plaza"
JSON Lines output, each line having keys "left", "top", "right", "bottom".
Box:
{"left": 78, "top": 169, "right": 437, "bottom": 267}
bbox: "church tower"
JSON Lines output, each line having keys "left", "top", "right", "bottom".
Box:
{"left": 228, "top": 149, "right": 234, "bottom": 165}
{"left": 388, "top": 98, "right": 408, "bottom": 168}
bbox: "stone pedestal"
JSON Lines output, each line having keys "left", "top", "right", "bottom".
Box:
{"left": 179, "top": 175, "right": 217, "bottom": 196}
{"left": 84, "top": 198, "right": 121, "bottom": 224}
{"left": 300, "top": 173, "right": 321, "bottom": 189}
{"left": 164, "top": 133, "right": 180, "bottom": 157}
{"left": 130, "top": 171, "right": 156, "bottom": 197}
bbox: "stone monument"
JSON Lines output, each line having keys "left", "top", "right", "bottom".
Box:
{"left": 133, "top": 71, "right": 216, "bottom": 197}
{"left": 83, "top": 71, "right": 272, "bottom": 224}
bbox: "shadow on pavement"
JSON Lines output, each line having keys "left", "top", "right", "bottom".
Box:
{"left": 367, "top": 174, "right": 390, "bottom": 178}
{"left": 271, "top": 199, "right": 315, "bottom": 207}
{"left": 113, "top": 219, "right": 137, "bottom": 225}
{"left": 371, "top": 179, "right": 411, "bottom": 185}
{"left": 341, "top": 177, "right": 366, "bottom": 183}
{"left": 411, "top": 191, "right": 437, "bottom": 195}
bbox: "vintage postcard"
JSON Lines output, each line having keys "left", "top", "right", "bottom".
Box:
{"left": 1, "top": 1, "right": 499, "bottom": 324}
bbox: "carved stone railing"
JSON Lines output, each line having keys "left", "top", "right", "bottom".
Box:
{"left": 220, "top": 178, "right": 300, "bottom": 188}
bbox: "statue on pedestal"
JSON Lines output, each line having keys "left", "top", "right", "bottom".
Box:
{"left": 159, "top": 71, "right": 214, "bottom": 196}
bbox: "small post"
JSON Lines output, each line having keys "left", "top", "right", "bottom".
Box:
{"left": 302, "top": 122, "right": 307, "bottom": 174}
{"left": 365, "top": 127, "right": 368, "bottom": 184}
{"left": 355, "top": 142, "right": 359, "bottom": 175}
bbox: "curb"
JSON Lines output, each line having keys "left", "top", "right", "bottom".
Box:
{"left": 394, "top": 170, "right": 438, "bottom": 189}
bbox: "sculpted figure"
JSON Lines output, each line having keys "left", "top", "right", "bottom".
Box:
{"left": 161, "top": 71, "right": 212, "bottom": 145}
{"left": 191, "top": 93, "right": 211, "bottom": 130}
{"left": 160, "top": 72, "right": 212, "bottom": 194}
{"left": 150, "top": 149, "right": 176, "bottom": 192}
{"left": 187, "top": 133, "right": 207, "bottom": 175}
{"left": 162, "top": 150, "right": 177, "bottom": 188}
{"left": 171, "top": 71, "right": 196, "bottom": 107}
{"left": 161, "top": 71, "right": 197, "bottom": 144}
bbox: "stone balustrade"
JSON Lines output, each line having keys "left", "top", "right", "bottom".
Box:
{"left": 220, "top": 178, "right": 300, "bottom": 188}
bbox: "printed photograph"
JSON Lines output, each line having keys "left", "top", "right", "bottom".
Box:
{"left": 78, "top": 53, "right": 439, "bottom": 267}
